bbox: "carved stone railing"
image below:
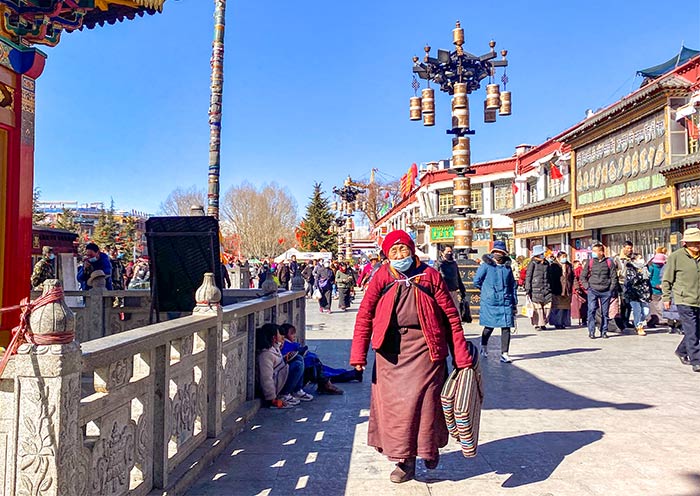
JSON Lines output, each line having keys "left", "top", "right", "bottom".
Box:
{"left": 2, "top": 278, "right": 306, "bottom": 496}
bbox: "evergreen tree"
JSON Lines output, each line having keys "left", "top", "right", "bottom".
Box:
{"left": 119, "top": 215, "right": 138, "bottom": 257}
{"left": 32, "top": 188, "right": 47, "bottom": 225}
{"left": 55, "top": 207, "right": 79, "bottom": 234}
{"left": 92, "top": 203, "right": 119, "bottom": 249}
{"left": 300, "top": 183, "right": 336, "bottom": 254}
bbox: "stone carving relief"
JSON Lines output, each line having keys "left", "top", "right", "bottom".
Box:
{"left": 90, "top": 418, "right": 136, "bottom": 496}
{"left": 170, "top": 371, "right": 205, "bottom": 446}
{"left": 221, "top": 340, "right": 246, "bottom": 412}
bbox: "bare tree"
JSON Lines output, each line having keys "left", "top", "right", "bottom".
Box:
{"left": 159, "top": 186, "right": 207, "bottom": 216}
{"left": 221, "top": 182, "right": 298, "bottom": 258}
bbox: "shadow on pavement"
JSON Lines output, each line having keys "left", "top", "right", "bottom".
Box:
{"left": 511, "top": 347, "right": 601, "bottom": 361}
{"left": 421, "top": 430, "right": 604, "bottom": 487}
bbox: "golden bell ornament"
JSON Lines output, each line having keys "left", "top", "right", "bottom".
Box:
{"left": 454, "top": 82, "right": 467, "bottom": 96}
{"left": 423, "top": 112, "right": 435, "bottom": 127}
{"left": 499, "top": 91, "right": 511, "bottom": 116}
{"left": 452, "top": 177, "right": 472, "bottom": 208}
{"left": 484, "top": 99, "right": 497, "bottom": 123}
{"left": 451, "top": 137, "right": 471, "bottom": 168}
{"left": 452, "top": 107, "right": 470, "bottom": 130}
{"left": 421, "top": 88, "right": 435, "bottom": 114}
{"left": 453, "top": 21, "right": 465, "bottom": 46}
{"left": 410, "top": 96, "right": 422, "bottom": 121}
{"left": 486, "top": 84, "right": 501, "bottom": 109}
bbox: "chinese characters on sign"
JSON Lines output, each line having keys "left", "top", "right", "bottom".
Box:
{"left": 431, "top": 225, "right": 454, "bottom": 241}
{"left": 575, "top": 111, "right": 667, "bottom": 207}
{"left": 678, "top": 179, "right": 700, "bottom": 211}
{"left": 515, "top": 211, "right": 571, "bottom": 236}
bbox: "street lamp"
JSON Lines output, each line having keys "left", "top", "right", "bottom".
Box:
{"left": 332, "top": 177, "right": 365, "bottom": 260}
{"left": 410, "top": 21, "right": 510, "bottom": 259}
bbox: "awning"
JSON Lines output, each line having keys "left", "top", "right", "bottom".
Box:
{"left": 637, "top": 46, "right": 700, "bottom": 79}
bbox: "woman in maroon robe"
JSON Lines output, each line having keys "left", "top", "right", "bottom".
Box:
{"left": 350, "top": 230, "right": 473, "bottom": 483}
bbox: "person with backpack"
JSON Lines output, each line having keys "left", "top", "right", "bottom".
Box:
{"left": 625, "top": 254, "right": 652, "bottom": 336}
{"left": 315, "top": 261, "right": 335, "bottom": 314}
{"left": 580, "top": 243, "right": 617, "bottom": 339}
{"left": 472, "top": 240, "right": 518, "bottom": 363}
{"left": 524, "top": 245, "right": 553, "bottom": 330}
{"left": 350, "top": 229, "right": 473, "bottom": 483}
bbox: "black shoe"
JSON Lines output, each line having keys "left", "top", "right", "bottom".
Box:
{"left": 589, "top": 332, "right": 596, "bottom": 339}
{"left": 693, "top": 364, "right": 700, "bottom": 373}
{"left": 601, "top": 332, "right": 609, "bottom": 339}
{"left": 675, "top": 352, "right": 691, "bottom": 366}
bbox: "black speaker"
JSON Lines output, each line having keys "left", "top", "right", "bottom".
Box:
{"left": 146, "top": 216, "right": 223, "bottom": 316}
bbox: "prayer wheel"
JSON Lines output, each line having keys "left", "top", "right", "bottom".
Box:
{"left": 452, "top": 83, "right": 468, "bottom": 109}
{"left": 486, "top": 84, "right": 501, "bottom": 109}
{"left": 452, "top": 107, "right": 470, "bottom": 130}
{"left": 484, "top": 99, "right": 497, "bottom": 123}
{"left": 451, "top": 137, "right": 470, "bottom": 168}
{"left": 453, "top": 176, "right": 472, "bottom": 209}
{"left": 453, "top": 217, "right": 473, "bottom": 251}
{"left": 421, "top": 88, "right": 435, "bottom": 114}
{"left": 423, "top": 112, "right": 435, "bottom": 126}
{"left": 453, "top": 21, "right": 464, "bottom": 46}
{"left": 499, "top": 91, "right": 511, "bottom": 116}
{"left": 410, "top": 96, "right": 422, "bottom": 121}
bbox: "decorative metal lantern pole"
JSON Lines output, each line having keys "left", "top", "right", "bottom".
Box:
{"left": 333, "top": 177, "right": 365, "bottom": 261}
{"left": 411, "top": 21, "right": 510, "bottom": 258}
{"left": 207, "top": 0, "right": 227, "bottom": 219}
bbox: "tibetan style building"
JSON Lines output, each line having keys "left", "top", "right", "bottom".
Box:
{"left": 0, "top": 0, "right": 166, "bottom": 345}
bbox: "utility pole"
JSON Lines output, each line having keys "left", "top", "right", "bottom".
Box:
{"left": 207, "top": 0, "right": 226, "bottom": 219}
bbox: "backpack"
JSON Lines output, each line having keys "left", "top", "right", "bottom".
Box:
{"left": 587, "top": 257, "right": 613, "bottom": 272}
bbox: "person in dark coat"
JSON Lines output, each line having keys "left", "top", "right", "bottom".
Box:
{"left": 524, "top": 245, "right": 553, "bottom": 330}
{"left": 315, "top": 261, "right": 335, "bottom": 313}
{"left": 473, "top": 240, "right": 518, "bottom": 363}
{"left": 278, "top": 261, "right": 291, "bottom": 290}
{"left": 580, "top": 243, "right": 617, "bottom": 339}
{"left": 549, "top": 251, "right": 575, "bottom": 329}
{"left": 436, "top": 246, "right": 466, "bottom": 308}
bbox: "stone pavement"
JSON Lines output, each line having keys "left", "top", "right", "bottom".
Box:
{"left": 186, "top": 296, "right": 700, "bottom": 496}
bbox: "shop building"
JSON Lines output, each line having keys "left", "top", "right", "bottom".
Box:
{"left": 560, "top": 54, "right": 700, "bottom": 260}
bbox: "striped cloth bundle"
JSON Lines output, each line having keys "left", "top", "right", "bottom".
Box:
{"left": 440, "top": 348, "right": 484, "bottom": 458}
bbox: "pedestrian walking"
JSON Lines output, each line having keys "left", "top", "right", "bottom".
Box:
{"left": 472, "top": 240, "right": 517, "bottom": 363}
{"left": 613, "top": 240, "right": 635, "bottom": 331}
{"left": 278, "top": 260, "right": 291, "bottom": 290}
{"left": 571, "top": 260, "right": 588, "bottom": 327}
{"left": 524, "top": 245, "right": 553, "bottom": 330}
{"left": 350, "top": 229, "right": 473, "bottom": 483}
{"left": 625, "top": 254, "right": 652, "bottom": 335}
{"left": 30, "top": 246, "right": 55, "bottom": 290}
{"left": 315, "top": 261, "right": 335, "bottom": 313}
{"left": 662, "top": 228, "right": 700, "bottom": 372}
{"left": 436, "top": 246, "right": 467, "bottom": 309}
{"left": 335, "top": 262, "right": 355, "bottom": 311}
{"left": 549, "top": 251, "right": 575, "bottom": 329}
{"left": 301, "top": 261, "right": 315, "bottom": 298}
{"left": 647, "top": 248, "right": 667, "bottom": 328}
{"left": 580, "top": 243, "right": 617, "bottom": 339}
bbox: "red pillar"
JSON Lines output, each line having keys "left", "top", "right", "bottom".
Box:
{"left": 0, "top": 46, "right": 45, "bottom": 347}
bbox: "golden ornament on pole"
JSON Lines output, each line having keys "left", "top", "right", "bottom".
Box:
{"left": 410, "top": 96, "right": 422, "bottom": 120}
{"left": 484, "top": 99, "right": 497, "bottom": 123}
{"left": 499, "top": 91, "right": 511, "bottom": 116}
{"left": 485, "top": 83, "right": 501, "bottom": 109}
{"left": 451, "top": 137, "right": 471, "bottom": 168}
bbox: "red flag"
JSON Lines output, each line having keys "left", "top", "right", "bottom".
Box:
{"left": 512, "top": 182, "right": 519, "bottom": 194}
{"left": 384, "top": 191, "right": 390, "bottom": 199}
{"left": 686, "top": 117, "right": 699, "bottom": 140}
{"left": 550, "top": 164, "right": 563, "bottom": 180}
{"left": 410, "top": 163, "right": 418, "bottom": 183}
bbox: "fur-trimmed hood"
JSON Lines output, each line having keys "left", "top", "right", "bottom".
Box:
{"left": 481, "top": 253, "right": 512, "bottom": 267}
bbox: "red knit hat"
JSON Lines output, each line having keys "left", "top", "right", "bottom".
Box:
{"left": 381, "top": 229, "right": 415, "bottom": 255}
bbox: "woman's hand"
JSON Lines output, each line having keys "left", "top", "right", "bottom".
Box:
{"left": 353, "top": 364, "right": 365, "bottom": 372}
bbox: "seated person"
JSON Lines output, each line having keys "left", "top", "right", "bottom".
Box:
{"left": 256, "top": 323, "right": 313, "bottom": 409}
{"left": 279, "top": 323, "right": 362, "bottom": 395}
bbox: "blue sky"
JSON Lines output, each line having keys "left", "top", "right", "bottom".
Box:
{"left": 34, "top": 0, "right": 700, "bottom": 215}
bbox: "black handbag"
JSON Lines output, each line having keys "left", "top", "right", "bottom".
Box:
{"left": 460, "top": 297, "right": 472, "bottom": 323}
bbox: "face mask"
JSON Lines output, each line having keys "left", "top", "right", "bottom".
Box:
{"left": 390, "top": 255, "right": 413, "bottom": 273}
{"left": 48, "top": 254, "right": 55, "bottom": 260}
{"left": 591, "top": 252, "right": 599, "bottom": 259}
{"left": 560, "top": 257, "right": 568, "bottom": 264}
{"left": 493, "top": 253, "right": 506, "bottom": 263}
{"left": 547, "top": 257, "right": 556, "bottom": 263}
{"left": 89, "top": 257, "right": 98, "bottom": 263}
{"left": 445, "top": 253, "right": 454, "bottom": 261}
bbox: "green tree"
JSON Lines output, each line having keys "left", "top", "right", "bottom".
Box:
{"left": 92, "top": 202, "right": 119, "bottom": 249}
{"left": 32, "top": 187, "right": 47, "bottom": 225}
{"left": 300, "top": 183, "right": 336, "bottom": 254}
{"left": 55, "top": 207, "right": 79, "bottom": 234}
{"left": 119, "top": 215, "right": 138, "bottom": 257}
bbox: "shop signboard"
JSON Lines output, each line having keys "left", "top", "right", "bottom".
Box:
{"left": 575, "top": 111, "right": 667, "bottom": 208}
{"left": 514, "top": 210, "right": 571, "bottom": 236}
{"left": 431, "top": 225, "right": 454, "bottom": 241}
{"left": 677, "top": 178, "right": 700, "bottom": 211}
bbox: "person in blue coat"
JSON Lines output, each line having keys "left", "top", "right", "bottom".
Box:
{"left": 473, "top": 240, "right": 518, "bottom": 363}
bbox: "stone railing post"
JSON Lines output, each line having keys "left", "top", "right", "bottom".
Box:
{"left": 8, "top": 280, "right": 86, "bottom": 496}
{"left": 86, "top": 274, "right": 107, "bottom": 341}
{"left": 193, "top": 273, "right": 223, "bottom": 437}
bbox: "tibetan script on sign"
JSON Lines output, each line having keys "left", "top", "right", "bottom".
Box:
{"left": 515, "top": 210, "right": 571, "bottom": 236}
{"left": 575, "top": 111, "right": 667, "bottom": 208}
{"left": 678, "top": 179, "right": 700, "bottom": 211}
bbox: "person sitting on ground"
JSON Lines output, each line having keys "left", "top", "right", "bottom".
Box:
{"left": 279, "top": 323, "right": 361, "bottom": 395}
{"left": 256, "top": 323, "right": 313, "bottom": 409}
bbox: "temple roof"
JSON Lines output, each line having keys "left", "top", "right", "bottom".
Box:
{"left": 74, "top": 0, "right": 165, "bottom": 31}
{"left": 638, "top": 46, "right": 700, "bottom": 79}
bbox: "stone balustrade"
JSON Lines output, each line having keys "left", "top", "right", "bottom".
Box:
{"left": 2, "top": 277, "right": 306, "bottom": 496}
